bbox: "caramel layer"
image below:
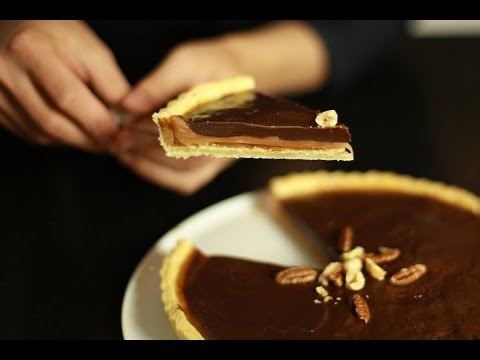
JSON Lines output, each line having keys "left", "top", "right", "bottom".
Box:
{"left": 180, "top": 192, "right": 480, "bottom": 339}
{"left": 161, "top": 91, "right": 351, "bottom": 149}
{"left": 162, "top": 115, "right": 350, "bottom": 151}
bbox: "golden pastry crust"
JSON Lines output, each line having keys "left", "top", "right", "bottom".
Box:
{"left": 152, "top": 76, "right": 256, "bottom": 123}
{"left": 159, "top": 141, "right": 353, "bottom": 161}
{"left": 160, "top": 239, "right": 204, "bottom": 340}
{"left": 269, "top": 170, "right": 480, "bottom": 214}
{"left": 151, "top": 76, "right": 353, "bottom": 161}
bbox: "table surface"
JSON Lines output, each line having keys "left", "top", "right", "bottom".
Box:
{"left": 1, "top": 38, "right": 479, "bottom": 339}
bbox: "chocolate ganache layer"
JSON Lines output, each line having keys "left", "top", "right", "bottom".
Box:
{"left": 184, "top": 91, "right": 351, "bottom": 142}
{"left": 179, "top": 191, "right": 480, "bottom": 339}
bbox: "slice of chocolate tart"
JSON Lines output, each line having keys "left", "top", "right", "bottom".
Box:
{"left": 152, "top": 76, "right": 353, "bottom": 161}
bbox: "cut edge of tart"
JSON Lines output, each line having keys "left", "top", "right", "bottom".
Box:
{"left": 152, "top": 76, "right": 353, "bottom": 161}
{"left": 160, "top": 239, "right": 205, "bottom": 340}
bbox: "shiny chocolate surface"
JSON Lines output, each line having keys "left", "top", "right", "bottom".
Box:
{"left": 181, "top": 192, "right": 480, "bottom": 339}
{"left": 186, "top": 92, "right": 351, "bottom": 142}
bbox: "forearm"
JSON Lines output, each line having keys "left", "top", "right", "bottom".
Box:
{"left": 218, "top": 21, "right": 330, "bottom": 95}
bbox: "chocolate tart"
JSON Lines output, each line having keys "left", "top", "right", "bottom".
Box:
{"left": 160, "top": 171, "right": 480, "bottom": 339}
{"left": 152, "top": 76, "right": 353, "bottom": 161}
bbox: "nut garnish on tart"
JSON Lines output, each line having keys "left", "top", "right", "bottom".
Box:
{"left": 318, "top": 261, "right": 343, "bottom": 287}
{"left": 363, "top": 246, "right": 401, "bottom": 264}
{"left": 160, "top": 171, "right": 480, "bottom": 339}
{"left": 345, "top": 270, "right": 366, "bottom": 291}
{"left": 340, "top": 246, "right": 365, "bottom": 261}
{"left": 389, "top": 264, "right": 427, "bottom": 286}
{"left": 152, "top": 76, "right": 353, "bottom": 161}
{"left": 353, "top": 294, "right": 371, "bottom": 324}
{"left": 365, "top": 258, "right": 387, "bottom": 281}
{"left": 275, "top": 266, "right": 318, "bottom": 285}
{"left": 338, "top": 225, "right": 353, "bottom": 253}
{"left": 315, "top": 110, "right": 338, "bottom": 128}
{"left": 315, "top": 285, "right": 329, "bottom": 297}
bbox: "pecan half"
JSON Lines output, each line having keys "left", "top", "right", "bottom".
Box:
{"left": 389, "top": 264, "right": 427, "bottom": 286}
{"left": 275, "top": 267, "right": 318, "bottom": 285}
{"left": 338, "top": 225, "right": 353, "bottom": 253}
{"left": 353, "top": 294, "right": 370, "bottom": 324}
{"left": 364, "top": 247, "right": 401, "bottom": 264}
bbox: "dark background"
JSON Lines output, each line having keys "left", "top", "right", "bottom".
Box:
{"left": 0, "top": 33, "right": 479, "bottom": 338}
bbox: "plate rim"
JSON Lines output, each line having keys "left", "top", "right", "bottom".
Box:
{"left": 120, "top": 190, "right": 262, "bottom": 340}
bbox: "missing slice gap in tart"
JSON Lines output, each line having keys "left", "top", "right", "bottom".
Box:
{"left": 152, "top": 76, "right": 353, "bottom": 160}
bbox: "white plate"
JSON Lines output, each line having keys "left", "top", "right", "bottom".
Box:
{"left": 121, "top": 189, "right": 328, "bottom": 340}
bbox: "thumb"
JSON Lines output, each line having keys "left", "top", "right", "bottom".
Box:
{"left": 121, "top": 60, "right": 192, "bottom": 114}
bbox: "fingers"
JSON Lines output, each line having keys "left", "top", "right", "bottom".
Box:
{"left": 121, "top": 66, "right": 188, "bottom": 114}
{"left": 0, "top": 88, "right": 52, "bottom": 145}
{"left": 117, "top": 135, "right": 213, "bottom": 172}
{"left": 69, "top": 20, "right": 130, "bottom": 105}
{"left": 84, "top": 47, "right": 131, "bottom": 105}
{"left": 0, "top": 53, "right": 102, "bottom": 151}
{"left": 8, "top": 30, "right": 118, "bottom": 144}
{"left": 116, "top": 130, "right": 158, "bottom": 153}
{"left": 121, "top": 46, "right": 196, "bottom": 114}
{"left": 118, "top": 152, "right": 234, "bottom": 195}
{"left": 114, "top": 116, "right": 217, "bottom": 172}
{"left": 122, "top": 40, "right": 241, "bottom": 114}
{"left": 116, "top": 124, "right": 214, "bottom": 171}
{"left": 121, "top": 114, "right": 158, "bottom": 135}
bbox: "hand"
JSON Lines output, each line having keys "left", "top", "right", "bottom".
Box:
{"left": 0, "top": 20, "right": 130, "bottom": 151}
{"left": 112, "top": 39, "right": 241, "bottom": 195}
{"left": 120, "top": 21, "right": 329, "bottom": 114}
{"left": 114, "top": 21, "right": 328, "bottom": 194}
{"left": 115, "top": 115, "right": 235, "bottom": 195}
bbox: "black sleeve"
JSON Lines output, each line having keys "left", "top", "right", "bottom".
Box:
{"left": 305, "top": 20, "right": 407, "bottom": 92}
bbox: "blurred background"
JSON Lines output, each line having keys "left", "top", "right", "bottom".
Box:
{"left": 202, "top": 20, "right": 480, "bottom": 197}
{"left": 329, "top": 19, "right": 480, "bottom": 194}
{"left": 405, "top": 20, "right": 480, "bottom": 194}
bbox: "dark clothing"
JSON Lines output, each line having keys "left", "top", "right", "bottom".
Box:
{"left": 307, "top": 20, "right": 405, "bottom": 92}
{"left": 86, "top": 20, "right": 406, "bottom": 94}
